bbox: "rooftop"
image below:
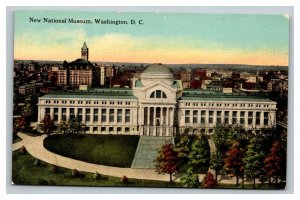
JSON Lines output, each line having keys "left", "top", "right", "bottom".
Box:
{"left": 180, "top": 90, "right": 274, "bottom": 102}
{"left": 41, "top": 88, "right": 137, "bottom": 100}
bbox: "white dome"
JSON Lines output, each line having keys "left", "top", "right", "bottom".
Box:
{"left": 140, "top": 64, "right": 174, "bottom": 86}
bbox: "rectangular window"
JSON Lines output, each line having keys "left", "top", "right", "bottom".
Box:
{"left": 209, "top": 111, "right": 213, "bottom": 124}
{"left": 264, "top": 112, "right": 269, "bottom": 126}
{"left": 216, "top": 111, "right": 221, "bottom": 125}
{"left": 193, "top": 110, "right": 198, "bottom": 124}
{"left": 70, "top": 108, "right": 75, "bottom": 120}
{"left": 101, "top": 127, "right": 106, "bottom": 132}
{"left": 54, "top": 108, "right": 58, "bottom": 121}
{"left": 225, "top": 111, "right": 229, "bottom": 124}
{"left": 109, "top": 109, "right": 114, "bottom": 122}
{"left": 256, "top": 112, "right": 260, "bottom": 125}
{"left": 117, "top": 109, "right": 122, "bottom": 123}
{"left": 232, "top": 111, "right": 237, "bottom": 124}
{"left": 94, "top": 109, "right": 98, "bottom": 123}
{"left": 78, "top": 108, "right": 82, "bottom": 122}
{"left": 185, "top": 110, "right": 190, "bottom": 124}
{"left": 86, "top": 108, "right": 90, "bottom": 122}
{"left": 201, "top": 111, "right": 206, "bottom": 124}
{"left": 248, "top": 111, "right": 253, "bottom": 125}
{"left": 101, "top": 109, "right": 106, "bottom": 122}
{"left": 125, "top": 109, "right": 130, "bottom": 123}
{"left": 240, "top": 111, "right": 245, "bottom": 125}
{"left": 45, "top": 108, "right": 50, "bottom": 116}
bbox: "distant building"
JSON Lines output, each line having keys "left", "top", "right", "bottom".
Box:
{"left": 18, "top": 83, "right": 36, "bottom": 95}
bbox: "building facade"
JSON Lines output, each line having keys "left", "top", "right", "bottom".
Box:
{"left": 37, "top": 64, "right": 277, "bottom": 136}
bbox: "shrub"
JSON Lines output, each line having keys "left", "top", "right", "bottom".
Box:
{"left": 19, "top": 146, "right": 27, "bottom": 154}
{"left": 50, "top": 165, "right": 57, "bottom": 173}
{"left": 93, "top": 171, "right": 101, "bottom": 179}
{"left": 33, "top": 159, "right": 40, "bottom": 166}
{"left": 120, "top": 175, "right": 128, "bottom": 184}
{"left": 71, "top": 169, "right": 79, "bottom": 177}
{"left": 37, "top": 178, "right": 48, "bottom": 185}
{"left": 201, "top": 172, "right": 217, "bottom": 188}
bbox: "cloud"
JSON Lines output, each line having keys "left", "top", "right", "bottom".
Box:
{"left": 14, "top": 32, "right": 288, "bottom": 65}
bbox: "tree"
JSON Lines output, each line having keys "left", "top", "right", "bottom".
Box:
{"left": 41, "top": 114, "right": 55, "bottom": 135}
{"left": 264, "top": 141, "right": 284, "bottom": 185}
{"left": 58, "top": 121, "right": 69, "bottom": 134}
{"left": 180, "top": 167, "right": 199, "bottom": 188}
{"left": 224, "top": 141, "right": 245, "bottom": 186}
{"left": 174, "top": 134, "right": 191, "bottom": 170}
{"left": 213, "top": 126, "right": 234, "bottom": 154}
{"left": 68, "top": 118, "right": 84, "bottom": 134}
{"left": 210, "top": 150, "right": 224, "bottom": 182}
{"left": 155, "top": 143, "right": 178, "bottom": 185}
{"left": 201, "top": 172, "right": 217, "bottom": 188}
{"left": 188, "top": 135, "right": 210, "bottom": 173}
{"left": 244, "top": 137, "right": 266, "bottom": 188}
{"left": 15, "top": 116, "right": 30, "bottom": 131}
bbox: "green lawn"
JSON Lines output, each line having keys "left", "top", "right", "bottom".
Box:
{"left": 12, "top": 151, "right": 175, "bottom": 187}
{"left": 43, "top": 134, "right": 140, "bottom": 168}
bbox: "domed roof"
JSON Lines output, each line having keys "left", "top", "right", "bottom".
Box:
{"left": 141, "top": 64, "right": 172, "bottom": 76}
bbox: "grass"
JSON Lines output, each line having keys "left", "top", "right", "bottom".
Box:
{"left": 217, "top": 183, "right": 286, "bottom": 189}
{"left": 13, "top": 134, "right": 22, "bottom": 144}
{"left": 12, "top": 151, "right": 176, "bottom": 187}
{"left": 44, "top": 134, "right": 140, "bottom": 168}
{"left": 12, "top": 151, "right": 284, "bottom": 189}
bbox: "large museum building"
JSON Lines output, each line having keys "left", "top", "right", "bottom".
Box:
{"left": 37, "top": 64, "right": 277, "bottom": 136}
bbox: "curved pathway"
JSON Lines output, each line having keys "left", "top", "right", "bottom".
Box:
{"left": 12, "top": 133, "right": 258, "bottom": 185}
{"left": 12, "top": 133, "right": 176, "bottom": 182}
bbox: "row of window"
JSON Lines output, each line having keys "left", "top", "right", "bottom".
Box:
{"left": 45, "top": 108, "right": 131, "bottom": 123}
{"left": 184, "top": 110, "right": 269, "bottom": 126}
{"left": 184, "top": 102, "right": 271, "bottom": 108}
{"left": 44, "top": 100, "right": 133, "bottom": 105}
{"left": 90, "top": 126, "right": 131, "bottom": 133}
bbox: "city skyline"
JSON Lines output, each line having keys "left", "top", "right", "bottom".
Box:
{"left": 14, "top": 11, "right": 289, "bottom": 66}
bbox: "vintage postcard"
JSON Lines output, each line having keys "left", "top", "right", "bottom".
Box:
{"left": 12, "top": 10, "right": 289, "bottom": 189}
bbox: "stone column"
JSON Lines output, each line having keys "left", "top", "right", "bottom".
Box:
{"left": 74, "top": 107, "right": 78, "bottom": 119}
{"left": 253, "top": 111, "right": 256, "bottom": 128}
{"left": 114, "top": 108, "right": 117, "bottom": 125}
{"left": 50, "top": 107, "right": 54, "bottom": 120}
{"left": 147, "top": 107, "right": 150, "bottom": 126}
{"left": 160, "top": 107, "right": 163, "bottom": 136}
{"left": 245, "top": 111, "right": 249, "bottom": 129}
{"left": 260, "top": 112, "right": 264, "bottom": 127}
{"left": 58, "top": 107, "right": 62, "bottom": 123}
{"left": 153, "top": 107, "right": 157, "bottom": 136}
{"left": 198, "top": 110, "right": 201, "bottom": 125}
{"left": 170, "top": 107, "right": 174, "bottom": 126}
{"left": 237, "top": 111, "right": 241, "bottom": 125}
{"left": 98, "top": 108, "right": 101, "bottom": 125}
{"left": 229, "top": 111, "right": 233, "bottom": 125}
{"left": 82, "top": 108, "right": 86, "bottom": 123}
{"left": 106, "top": 108, "right": 109, "bottom": 125}
{"left": 213, "top": 110, "right": 217, "bottom": 126}
{"left": 221, "top": 110, "right": 225, "bottom": 124}
{"left": 90, "top": 108, "right": 94, "bottom": 124}
{"left": 66, "top": 107, "right": 70, "bottom": 122}
{"left": 166, "top": 107, "right": 169, "bottom": 126}
{"left": 205, "top": 110, "right": 209, "bottom": 126}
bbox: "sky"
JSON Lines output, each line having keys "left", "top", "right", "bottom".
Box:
{"left": 14, "top": 11, "right": 289, "bottom": 66}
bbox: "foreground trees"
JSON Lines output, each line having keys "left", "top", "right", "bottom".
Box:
{"left": 155, "top": 143, "right": 178, "bottom": 185}
{"left": 224, "top": 141, "right": 245, "bottom": 187}
{"left": 244, "top": 137, "right": 266, "bottom": 188}
{"left": 264, "top": 141, "right": 285, "bottom": 185}
{"left": 41, "top": 115, "right": 55, "bottom": 135}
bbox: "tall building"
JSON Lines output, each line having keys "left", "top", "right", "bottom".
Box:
{"left": 37, "top": 64, "right": 277, "bottom": 136}
{"left": 81, "top": 42, "right": 89, "bottom": 61}
{"left": 56, "top": 42, "right": 94, "bottom": 87}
